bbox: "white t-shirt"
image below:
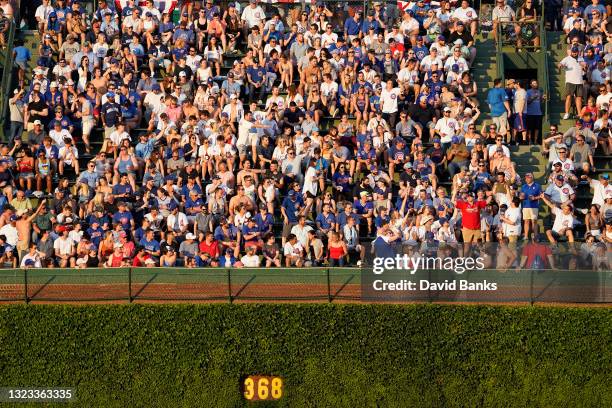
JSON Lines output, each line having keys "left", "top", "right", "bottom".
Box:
{"left": 290, "top": 224, "right": 313, "bottom": 249}
{"left": 559, "top": 56, "right": 584, "bottom": 85}
{"left": 502, "top": 206, "right": 522, "bottom": 237}
{"left": 397, "top": 68, "right": 420, "bottom": 85}
{"left": 487, "top": 144, "right": 511, "bottom": 157}
{"left": 434, "top": 117, "right": 460, "bottom": 143}
{"left": 241, "top": 5, "right": 265, "bottom": 28}
{"left": 320, "top": 81, "right": 338, "bottom": 98}
{"left": 110, "top": 130, "right": 130, "bottom": 147}
{"left": 380, "top": 87, "right": 401, "bottom": 113}
{"left": 53, "top": 236, "right": 74, "bottom": 256}
{"left": 552, "top": 157, "right": 574, "bottom": 172}
{"left": 283, "top": 241, "right": 304, "bottom": 257}
{"left": 595, "top": 92, "right": 612, "bottom": 109}
{"left": 590, "top": 179, "right": 612, "bottom": 206}
{"left": 420, "top": 55, "right": 444, "bottom": 72}
{"left": 451, "top": 7, "right": 478, "bottom": 22}
{"left": 303, "top": 166, "right": 319, "bottom": 197}
{"left": 265, "top": 95, "right": 285, "bottom": 110}
{"left": 321, "top": 32, "right": 338, "bottom": 48}
{"left": 551, "top": 207, "right": 574, "bottom": 233}
{"left": 58, "top": 145, "right": 78, "bottom": 164}
{"left": 545, "top": 183, "right": 575, "bottom": 204}
{"left": 241, "top": 254, "right": 261, "bottom": 267}
{"left": 49, "top": 129, "right": 73, "bottom": 148}
{"left": 513, "top": 88, "right": 527, "bottom": 114}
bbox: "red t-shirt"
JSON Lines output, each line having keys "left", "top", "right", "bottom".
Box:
{"left": 132, "top": 254, "right": 152, "bottom": 267}
{"left": 456, "top": 200, "right": 487, "bottom": 230}
{"left": 199, "top": 240, "right": 220, "bottom": 258}
{"left": 521, "top": 243, "right": 552, "bottom": 268}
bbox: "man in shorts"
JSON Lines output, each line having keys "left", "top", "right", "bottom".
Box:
{"left": 520, "top": 173, "right": 542, "bottom": 240}
{"left": 486, "top": 78, "right": 511, "bottom": 140}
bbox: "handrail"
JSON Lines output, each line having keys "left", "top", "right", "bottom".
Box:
{"left": 495, "top": 21, "right": 505, "bottom": 83}
{"left": 540, "top": 8, "right": 550, "bottom": 128}
{"left": 0, "top": 20, "right": 15, "bottom": 140}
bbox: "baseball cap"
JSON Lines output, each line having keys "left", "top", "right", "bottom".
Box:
{"left": 601, "top": 174, "right": 610, "bottom": 180}
{"left": 178, "top": 71, "right": 187, "bottom": 77}
{"left": 9, "top": 215, "right": 17, "bottom": 222}
{"left": 451, "top": 136, "right": 460, "bottom": 144}
{"left": 151, "top": 83, "right": 161, "bottom": 91}
{"left": 185, "top": 233, "right": 196, "bottom": 240}
{"left": 33, "top": 120, "right": 42, "bottom": 126}
{"left": 404, "top": 162, "right": 413, "bottom": 169}
{"left": 432, "top": 138, "right": 441, "bottom": 143}
{"left": 443, "top": 106, "right": 452, "bottom": 112}
{"left": 556, "top": 175, "right": 565, "bottom": 181}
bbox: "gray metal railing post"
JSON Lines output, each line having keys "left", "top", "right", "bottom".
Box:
{"left": 128, "top": 267, "right": 133, "bottom": 303}
{"left": 227, "top": 268, "right": 233, "bottom": 303}
{"left": 326, "top": 268, "right": 331, "bottom": 303}
{"left": 530, "top": 269, "right": 534, "bottom": 306}
{"left": 23, "top": 267, "right": 28, "bottom": 304}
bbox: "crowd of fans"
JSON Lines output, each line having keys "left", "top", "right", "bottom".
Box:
{"left": 0, "top": 0, "right": 609, "bottom": 270}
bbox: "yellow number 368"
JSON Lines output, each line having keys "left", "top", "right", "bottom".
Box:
{"left": 244, "top": 376, "right": 283, "bottom": 401}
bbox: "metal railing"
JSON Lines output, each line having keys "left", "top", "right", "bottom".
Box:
{"left": 540, "top": 3, "right": 551, "bottom": 127}
{"left": 0, "top": 19, "right": 15, "bottom": 140}
{"left": 496, "top": 20, "right": 543, "bottom": 50}
{"left": 0, "top": 267, "right": 611, "bottom": 304}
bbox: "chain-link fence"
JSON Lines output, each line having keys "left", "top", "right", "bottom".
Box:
{"left": 0, "top": 266, "right": 610, "bottom": 304}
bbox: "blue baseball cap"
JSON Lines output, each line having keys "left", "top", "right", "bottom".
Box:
{"left": 451, "top": 136, "right": 460, "bottom": 144}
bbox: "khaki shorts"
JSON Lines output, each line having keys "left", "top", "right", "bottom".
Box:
{"left": 462, "top": 228, "right": 482, "bottom": 243}
{"left": 522, "top": 207, "right": 539, "bottom": 220}
{"left": 492, "top": 112, "right": 508, "bottom": 136}
{"left": 82, "top": 118, "right": 94, "bottom": 136}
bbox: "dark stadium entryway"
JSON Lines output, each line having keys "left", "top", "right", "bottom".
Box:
{"left": 504, "top": 69, "right": 538, "bottom": 84}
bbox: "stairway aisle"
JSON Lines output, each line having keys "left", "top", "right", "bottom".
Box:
{"left": 471, "top": 34, "right": 498, "bottom": 118}
{"left": 546, "top": 31, "right": 574, "bottom": 130}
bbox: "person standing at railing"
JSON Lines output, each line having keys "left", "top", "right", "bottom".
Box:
{"left": 515, "top": 0, "right": 540, "bottom": 49}
{"left": 559, "top": 46, "right": 585, "bottom": 120}
{"left": 491, "top": 0, "right": 516, "bottom": 42}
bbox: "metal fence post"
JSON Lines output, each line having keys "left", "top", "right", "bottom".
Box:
{"left": 529, "top": 269, "right": 534, "bottom": 306}
{"left": 227, "top": 268, "right": 233, "bottom": 303}
{"left": 326, "top": 268, "right": 332, "bottom": 303}
{"left": 128, "top": 267, "right": 133, "bottom": 303}
{"left": 23, "top": 268, "right": 28, "bottom": 304}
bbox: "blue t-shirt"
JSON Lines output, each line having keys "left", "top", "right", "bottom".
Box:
{"left": 344, "top": 17, "right": 361, "bottom": 36}
{"left": 254, "top": 213, "right": 274, "bottom": 233}
{"left": 281, "top": 196, "right": 304, "bottom": 223}
{"left": 241, "top": 224, "right": 261, "bottom": 243}
{"left": 487, "top": 87, "right": 509, "bottom": 117}
{"left": 247, "top": 66, "right": 266, "bottom": 83}
{"left": 13, "top": 46, "right": 31, "bottom": 63}
{"left": 316, "top": 213, "right": 336, "bottom": 230}
{"left": 112, "top": 210, "right": 133, "bottom": 228}
{"left": 140, "top": 238, "right": 161, "bottom": 253}
{"left": 520, "top": 182, "right": 542, "bottom": 209}
{"left": 526, "top": 89, "right": 543, "bottom": 116}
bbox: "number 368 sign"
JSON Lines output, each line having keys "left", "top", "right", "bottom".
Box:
{"left": 243, "top": 376, "right": 283, "bottom": 401}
